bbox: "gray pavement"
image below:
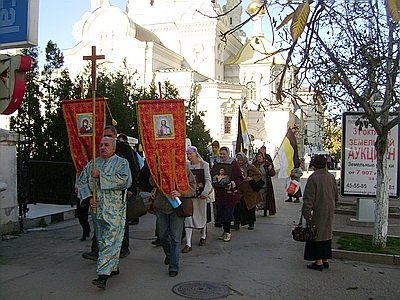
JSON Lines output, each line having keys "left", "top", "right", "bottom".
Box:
{"left": 1, "top": 177, "right": 400, "bottom": 300}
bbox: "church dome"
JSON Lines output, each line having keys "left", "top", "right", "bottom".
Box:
{"left": 247, "top": 0, "right": 266, "bottom": 16}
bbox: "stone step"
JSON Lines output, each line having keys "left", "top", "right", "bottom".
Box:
{"left": 23, "top": 203, "right": 76, "bottom": 229}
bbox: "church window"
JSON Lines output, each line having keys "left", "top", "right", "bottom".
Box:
{"left": 224, "top": 116, "right": 232, "bottom": 134}
{"left": 230, "top": 17, "right": 233, "bottom": 25}
{"left": 246, "top": 82, "right": 256, "bottom": 102}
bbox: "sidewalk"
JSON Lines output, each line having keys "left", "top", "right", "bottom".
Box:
{"left": 1, "top": 177, "right": 400, "bottom": 300}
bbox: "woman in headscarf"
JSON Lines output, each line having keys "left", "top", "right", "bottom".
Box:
{"left": 254, "top": 151, "right": 277, "bottom": 216}
{"left": 302, "top": 155, "right": 338, "bottom": 270}
{"left": 211, "top": 146, "right": 243, "bottom": 242}
{"left": 182, "top": 146, "right": 213, "bottom": 253}
{"left": 233, "top": 152, "right": 263, "bottom": 230}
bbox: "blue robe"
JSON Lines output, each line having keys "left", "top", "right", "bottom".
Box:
{"left": 78, "top": 155, "right": 132, "bottom": 275}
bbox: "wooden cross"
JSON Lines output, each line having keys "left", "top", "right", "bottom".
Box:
{"left": 82, "top": 46, "right": 105, "bottom": 214}
{"left": 83, "top": 46, "right": 105, "bottom": 92}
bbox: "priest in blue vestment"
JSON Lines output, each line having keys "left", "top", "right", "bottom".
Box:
{"left": 78, "top": 137, "right": 132, "bottom": 289}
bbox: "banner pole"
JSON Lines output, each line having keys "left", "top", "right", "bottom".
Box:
{"left": 83, "top": 46, "right": 105, "bottom": 214}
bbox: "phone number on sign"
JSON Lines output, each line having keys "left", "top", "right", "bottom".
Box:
{"left": 346, "top": 183, "right": 367, "bottom": 189}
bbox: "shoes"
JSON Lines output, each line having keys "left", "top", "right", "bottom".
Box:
{"left": 214, "top": 222, "right": 222, "bottom": 228}
{"left": 323, "top": 262, "right": 329, "bottom": 269}
{"left": 218, "top": 233, "right": 225, "bottom": 240}
{"left": 230, "top": 224, "right": 240, "bottom": 230}
{"left": 169, "top": 271, "right": 178, "bottom": 277}
{"left": 152, "top": 237, "right": 161, "bottom": 246}
{"left": 164, "top": 257, "right": 170, "bottom": 265}
{"left": 198, "top": 238, "right": 206, "bottom": 246}
{"left": 223, "top": 232, "right": 232, "bottom": 242}
{"left": 92, "top": 275, "right": 108, "bottom": 289}
{"left": 119, "top": 249, "right": 130, "bottom": 259}
{"left": 307, "top": 263, "right": 324, "bottom": 271}
{"left": 285, "top": 198, "right": 293, "bottom": 202}
{"left": 80, "top": 232, "right": 90, "bottom": 241}
{"left": 82, "top": 251, "right": 98, "bottom": 261}
{"left": 293, "top": 199, "right": 300, "bottom": 203}
{"left": 181, "top": 245, "right": 192, "bottom": 253}
{"left": 110, "top": 269, "right": 120, "bottom": 277}
{"left": 248, "top": 224, "right": 254, "bottom": 230}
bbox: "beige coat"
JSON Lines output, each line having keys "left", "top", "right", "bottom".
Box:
{"left": 239, "top": 164, "right": 262, "bottom": 210}
{"left": 301, "top": 169, "right": 338, "bottom": 241}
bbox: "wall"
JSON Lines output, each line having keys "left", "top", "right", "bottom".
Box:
{"left": 0, "top": 129, "right": 19, "bottom": 234}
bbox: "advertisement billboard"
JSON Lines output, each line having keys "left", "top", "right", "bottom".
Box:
{"left": 341, "top": 112, "right": 399, "bottom": 197}
{"left": 0, "top": 0, "right": 38, "bottom": 49}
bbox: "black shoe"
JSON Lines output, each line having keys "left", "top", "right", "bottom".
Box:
{"left": 119, "top": 249, "right": 130, "bottom": 259}
{"left": 169, "top": 271, "right": 178, "bottom": 277}
{"left": 152, "top": 238, "right": 161, "bottom": 246}
{"left": 323, "top": 262, "right": 329, "bottom": 269}
{"left": 307, "top": 263, "right": 324, "bottom": 271}
{"left": 92, "top": 275, "right": 108, "bottom": 289}
{"left": 82, "top": 251, "right": 98, "bottom": 261}
{"left": 285, "top": 198, "right": 292, "bottom": 202}
{"left": 230, "top": 224, "right": 240, "bottom": 230}
{"left": 293, "top": 199, "right": 300, "bottom": 203}
{"left": 164, "top": 257, "right": 170, "bottom": 265}
{"left": 110, "top": 269, "right": 120, "bottom": 277}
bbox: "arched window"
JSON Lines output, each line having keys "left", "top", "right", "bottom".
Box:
{"left": 246, "top": 82, "right": 256, "bottom": 102}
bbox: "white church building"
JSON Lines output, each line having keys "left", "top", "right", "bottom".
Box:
{"left": 63, "top": 0, "right": 324, "bottom": 157}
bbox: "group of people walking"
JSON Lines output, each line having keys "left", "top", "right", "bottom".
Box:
{"left": 77, "top": 131, "right": 338, "bottom": 289}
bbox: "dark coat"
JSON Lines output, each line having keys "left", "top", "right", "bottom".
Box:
{"left": 301, "top": 169, "right": 338, "bottom": 241}
{"left": 213, "top": 159, "right": 243, "bottom": 205}
{"left": 239, "top": 164, "right": 262, "bottom": 210}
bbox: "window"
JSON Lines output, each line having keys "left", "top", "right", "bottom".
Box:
{"left": 246, "top": 82, "right": 256, "bottom": 102}
{"left": 224, "top": 116, "right": 232, "bottom": 134}
{"left": 230, "top": 17, "right": 233, "bottom": 25}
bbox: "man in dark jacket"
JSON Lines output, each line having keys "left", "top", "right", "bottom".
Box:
{"left": 82, "top": 125, "right": 139, "bottom": 261}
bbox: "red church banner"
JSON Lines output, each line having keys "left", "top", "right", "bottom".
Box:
{"left": 138, "top": 99, "right": 189, "bottom": 195}
{"left": 62, "top": 98, "right": 106, "bottom": 174}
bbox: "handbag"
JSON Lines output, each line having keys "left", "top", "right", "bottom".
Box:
{"left": 175, "top": 197, "right": 193, "bottom": 217}
{"left": 292, "top": 215, "right": 318, "bottom": 242}
{"left": 286, "top": 179, "right": 300, "bottom": 195}
{"left": 126, "top": 194, "right": 147, "bottom": 222}
{"left": 249, "top": 179, "right": 265, "bottom": 192}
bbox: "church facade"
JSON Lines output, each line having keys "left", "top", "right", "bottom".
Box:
{"left": 63, "top": 0, "right": 323, "bottom": 157}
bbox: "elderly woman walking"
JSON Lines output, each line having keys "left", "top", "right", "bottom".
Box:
{"left": 182, "top": 146, "right": 213, "bottom": 253}
{"left": 233, "top": 152, "right": 263, "bottom": 230}
{"left": 302, "top": 155, "right": 338, "bottom": 270}
{"left": 253, "top": 151, "right": 276, "bottom": 216}
{"left": 211, "top": 146, "right": 243, "bottom": 242}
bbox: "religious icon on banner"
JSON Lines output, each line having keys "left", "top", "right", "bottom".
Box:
{"left": 77, "top": 113, "right": 93, "bottom": 136}
{"left": 154, "top": 114, "right": 174, "bottom": 139}
{"left": 191, "top": 169, "right": 205, "bottom": 197}
{"left": 211, "top": 163, "right": 232, "bottom": 189}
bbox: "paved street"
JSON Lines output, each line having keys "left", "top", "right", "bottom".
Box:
{"left": 1, "top": 177, "right": 399, "bottom": 300}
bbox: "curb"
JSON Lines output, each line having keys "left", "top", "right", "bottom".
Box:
{"left": 332, "top": 249, "right": 400, "bottom": 265}
{"left": 332, "top": 230, "right": 400, "bottom": 265}
{"left": 24, "top": 209, "right": 76, "bottom": 229}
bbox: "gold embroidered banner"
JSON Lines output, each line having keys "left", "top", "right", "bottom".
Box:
{"left": 62, "top": 98, "right": 106, "bottom": 174}
{"left": 138, "top": 99, "right": 189, "bottom": 195}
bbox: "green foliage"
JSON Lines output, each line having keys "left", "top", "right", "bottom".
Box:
{"left": 10, "top": 47, "right": 45, "bottom": 159}
{"left": 185, "top": 84, "right": 211, "bottom": 159}
{"left": 323, "top": 122, "right": 342, "bottom": 160}
{"left": 337, "top": 233, "right": 400, "bottom": 254}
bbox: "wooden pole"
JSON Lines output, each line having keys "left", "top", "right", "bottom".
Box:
{"left": 83, "top": 46, "right": 105, "bottom": 213}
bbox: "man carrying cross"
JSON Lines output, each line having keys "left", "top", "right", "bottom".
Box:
{"left": 78, "top": 136, "right": 132, "bottom": 289}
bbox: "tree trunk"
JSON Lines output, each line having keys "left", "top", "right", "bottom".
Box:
{"left": 373, "top": 133, "right": 389, "bottom": 248}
